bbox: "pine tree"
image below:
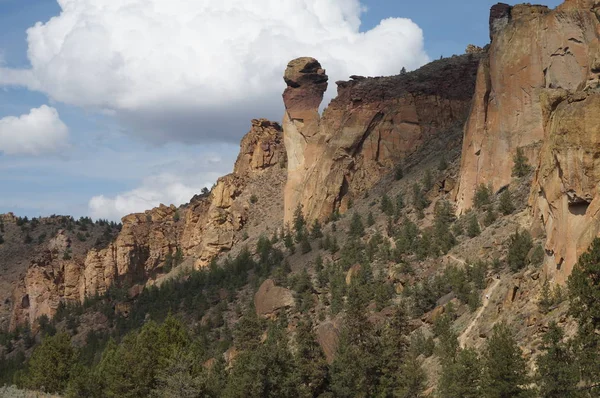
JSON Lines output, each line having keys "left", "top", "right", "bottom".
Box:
{"left": 567, "top": 237, "right": 600, "bottom": 386}
{"left": 481, "top": 323, "right": 532, "bottom": 398}
{"left": 367, "top": 211, "right": 375, "bottom": 227}
{"left": 395, "top": 164, "right": 404, "bottom": 180}
{"left": 377, "top": 306, "right": 411, "bottom": 396}
{"left": 310, "top": 219, "right": 323, "bottom": 239}
{"left": 25, "top": 332, "right": 77, "bottom": 393}
{"left": 294, "top": 318, "right": 328, "bottom": 397}
{"left": 536, "top": 322, "right": 579, "bottom": 398}
{"left": 512, "top": 147, "right": 531, "bottom": 178}
{"left": 293, "top": 204, "right": 306, "bottom": 242}
{"left": 474, "top": 183, "right": 492, "bottom": 209}
{"left": 438, "top": 156, "right": 449, "bottom": 171}
{"left": 507, "top": 229, "right": 533, "bottom": 272}
{"left": 422, "top": 169, "right": 434, "bottom": 191}
{"left": 498, "top": 189, "right": 516, "bottom": 215}
{"left": 380, "top": 194, "right": 394, "bottom": 216}
{"left": 438, "top": 347, "right": 482, "bottom": 398}
{"left": 467, "top": 213, "right": 481, "bottom": 238}
{"left": 349, "top": 213, "right": 364, "bottom": 237}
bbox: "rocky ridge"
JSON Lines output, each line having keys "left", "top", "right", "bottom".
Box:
{"left": 7, "top": 119, "right": 287, "bottom": 329}
{"left": 283, "top": 54, "right": 482, "bottom": 224}
{"left": 454, "top": 0, "right": 600, "bottom": 283}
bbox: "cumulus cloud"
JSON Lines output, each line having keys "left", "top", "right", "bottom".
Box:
{"left": 0, "top": 105, "right": 69, "bottom": 155}
{"left": 88, "top": 172, "right": 219, "bottom": 221}
{"left": 1, "top": 0, "right": 428, "bottom": 143}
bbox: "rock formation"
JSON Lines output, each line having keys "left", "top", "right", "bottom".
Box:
{"left": 455, "top": 0, "right": 600, "bottom": 282}
{"left": 282, "top": 55, "right": 482, "bottom": 224}
{"left": 9, "top": 119, "right": 287, "bottom": 328}
{"left": 254, "top": 279, "right": 295, "bottom": 318}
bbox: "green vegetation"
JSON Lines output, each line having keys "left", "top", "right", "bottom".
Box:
{"left": 474, "top": 183, "right": 492, "bottom": 209}
{"left": 507, "top": 229, "right": 533, "bottom": 272}
{"left": 498, "top": 188, "right": 515, "bottom": 215}
{"left": 512, "top": 147, "right": 532, "bottom": 178}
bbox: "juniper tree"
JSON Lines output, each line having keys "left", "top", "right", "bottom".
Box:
{"left": 474, "top": 183, "right": 492, "bottom": 209}
{"left": 507, "top": 229, "right": 533, "bottom": 272}
{"left": 480, "top": 323, "right": 532, "bottom": 398}
{"left": 498, "top": 189, "right": 516, "bottom": 215}
{"left": 466, "top": 213, "right": 481, "bottom": 238}
{"left": 536, "top": 322, "right": 579, "bottom": 398}
{"left": 512, "top": 147, "right": 532, "bottom": 178}
{"left": 567, "top": 237, "right": 600, "bottom": 387}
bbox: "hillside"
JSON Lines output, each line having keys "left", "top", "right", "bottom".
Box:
{"left": 1, "top": 1, "right": 600, "bottom": 397}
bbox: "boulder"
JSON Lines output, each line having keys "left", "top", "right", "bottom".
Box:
{"left": 254, "top": 279, "right": 295, "bottom": 317}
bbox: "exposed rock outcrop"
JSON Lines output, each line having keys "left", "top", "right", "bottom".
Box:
{"left": 9, "top": 119, "right": 287, "bottom": 328}
{"left": 182, "top": 119, "right": 286, "bottom": 268}
{"left": 254, "top": 279, "right": 295, "bottom": 318}
{"left": 283, "top": 55, "right": 482, "bottom": 223}
{"left": 455, "top": 0, "right": 600, "bottom": 281}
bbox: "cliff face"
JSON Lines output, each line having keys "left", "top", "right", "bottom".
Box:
{"left": 282, "top": 55, "right": 481, "bottom": 224}
{"left": 9, "top": 119, "right": 286, "bottom": 328}
{"left": 182, "top": 119, "right": 286, "bottom": 268}
{"left": 455, "top": 0, "right": 600, "bottom": 282}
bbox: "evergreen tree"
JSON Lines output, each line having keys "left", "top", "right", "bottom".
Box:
{"left": 224, "top": 323, "right": 297, "bottom": 398}
{"left": 507, "top": 229, "right": 533, "bottom": 272}
{"left": 498, "top": 189, "right": 516, "bottom": 215}
{"left": 474, "top": 183, "right": 492, "bottom": 209}
{"left": 395, "top": 164, "right": 404, "bottom": 180}
{"left": 433, "top": 200, "right": 457, "bottom": 254}
{"left": 293, "top": 204, "right": 306, "bottom": 242}
{"left": 422, "top": 169, "right": 434, "bottom": 191}
{"left": 466, "top": 213, "right": 481, "bottom": 238}
{"left": 481, "top": 323, "right": 532, "bottom": 398}
{"left": 567, "top": 237, "right": 600, "bottom": 387}
{"left": 438, "top": 347, "right": 481, "bottom": 398}
{"left": 512, "top": 147, "right": 531, "bottom": 178}
{"left": 483, "top": 209, "right": 497, "bottom": 227}
{"left": 330, "top": 284, "right": 378, "bottom": 397}
{"left": 438, "top": 156, "right": 449, "bottom": 171}
{"left": 380, "top": 194, "right": 394, "bottom": 216}
{"left": 412, "top": 183, "right": 429, "bottom": 212}
{"left": 300, "top": 235, "right": 312, "bottom": 254}
{"left": 395, "top": 193, "right": 405, "bottom": 219}
{"left": 25, "top": 332, "right": 77, "bottom": 393}
{"left": 349, "top": 213, "right": 365, "bottom": 237}
{"left": 310, "top": 219, "right": 323, "bottom": 239}
{"left": 233, "top": 307, "right": 264, "bottom": 351}
{"left": 294, "top": 318, "right": 328, "bottom": 397}
{"left": 377, "top": 306, "right": 411, "bottom": 396}
{"left": 536, "top": 322, "right": 579, "bottom": 398}
{"left": 367, "top": 211, "right": 375, "bottom": 227}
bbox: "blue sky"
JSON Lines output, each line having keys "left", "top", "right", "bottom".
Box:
{"left": 0, "top": 0, "right": 562, "bottom": 220}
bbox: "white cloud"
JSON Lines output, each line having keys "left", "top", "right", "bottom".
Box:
{"left": 0, "top": 105, "right": 69, "bottom": 155}
{"left": 0, "top": 0, "right": 428, "bottom": 143}
{"left": 88, "top": 172, "right": 220, "bottom": 221}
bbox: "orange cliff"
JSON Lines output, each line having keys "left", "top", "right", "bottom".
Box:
{"left": 455, "top": 0, "right": 600, "bottom": 282}
{"left": 282, "top": 55, "right": 482, "bottom": 224}
{"left": 9, "top": 119, "right": 287, "bottom": 329}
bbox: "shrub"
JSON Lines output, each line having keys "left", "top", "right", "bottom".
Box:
{"left": 512, "top": 147, "right": 532, "bottom": 177}
{"left": 466, "top": 214, "right": 480, "bottom": 238}
{"left": 507, "top": 229, "right": 533, "bottom": 272}
{"left": 249, "top": 194, "right": 258, "bottom": 204}
{"left": 498, "top": 189, "right": 516, "bottom": 215}
{"left": 394, "top": 164, "right": 403, "bottom": 180}
{"left": 473, "top": 183, "right": 492, "bottom": 209}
